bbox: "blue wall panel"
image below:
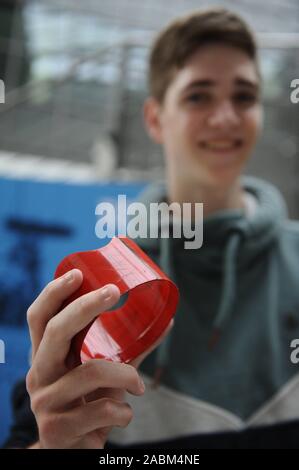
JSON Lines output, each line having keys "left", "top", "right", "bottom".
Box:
{"left": 0, "top": 176, "right": 146, "bottom": 445}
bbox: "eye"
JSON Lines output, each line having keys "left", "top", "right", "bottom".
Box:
{"left": 233, "top": 92, "right": 258, "bottom": 106}
{"left": 186, "top": 92, "right": 211, "bottom": 104}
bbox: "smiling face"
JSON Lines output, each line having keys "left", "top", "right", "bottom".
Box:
{"left": 144, "top": 44, "right": 263, "bottom": 191}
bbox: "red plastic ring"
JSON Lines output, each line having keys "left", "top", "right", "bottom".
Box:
{"left": 54, "top": 236, "right": 179, "bottom": 364}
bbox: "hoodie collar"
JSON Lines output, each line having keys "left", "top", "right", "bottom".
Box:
{"left": 137, "top": 175, "right": 287, "bottom": 267}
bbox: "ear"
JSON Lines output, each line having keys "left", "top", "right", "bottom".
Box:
{"left": 143, "top": 97, "right": 163, "bottom": 144}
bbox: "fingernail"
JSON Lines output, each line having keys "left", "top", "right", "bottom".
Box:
{"left": 101, "top": 285, "right": 113, "bottom": 301}
{"left": 64, "top": 270, "right": 74, "bottom": 283}
{"left": 139, "top": 376, "right": 145, "bottom": 393}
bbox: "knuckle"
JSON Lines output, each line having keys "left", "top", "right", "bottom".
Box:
{"left": 99, "top": 400, "right": 133, "bottom": 427}
{"left": 76, "top": 294, "right": 93, "bottom": 314}
{"left": 101, "top": 399, "right": 116, "bottom": 420}
{"left": 44, "top": 318, "right": 59, "bottom": 340}
{"left": 26, "top": 368, "right": 36, "bottom": 394}
{"left": 122, "top": 403, "right": 133, "bottom": 427}
{"left": 30, "top": 390, "right": 47, "bottom": 415}
{"left": 26, "top": 305, "right": 37, "bottom": 327}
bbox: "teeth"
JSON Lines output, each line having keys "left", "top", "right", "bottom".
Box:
{"left": 204, "top": 140, "right": 238, "bottom": 150}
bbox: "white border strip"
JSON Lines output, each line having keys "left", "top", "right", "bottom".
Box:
{"left": 0, "top": 150, "right": 98, "bottom": 183}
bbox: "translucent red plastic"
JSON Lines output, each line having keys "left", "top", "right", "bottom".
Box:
{"left": 54, "top": 237, "right": 179, "bottom": 364}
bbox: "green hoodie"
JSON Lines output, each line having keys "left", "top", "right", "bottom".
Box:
{"left": 135, "top": 176, "right": 299, "bottom": 421}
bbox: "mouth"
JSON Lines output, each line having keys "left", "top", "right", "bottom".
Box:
{"left": 199, "top": 139, "right": 243, "bottom": 152}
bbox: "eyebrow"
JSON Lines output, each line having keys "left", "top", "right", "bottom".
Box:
{"left": 182, "top": 77, "right": 259, "bottom": 93}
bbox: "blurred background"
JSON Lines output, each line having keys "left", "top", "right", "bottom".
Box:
{"left": 0, "top": 0, "right": 299, "bottom": 445}
{"left": 0, "top": 0, "right": 299, "bottom": 199}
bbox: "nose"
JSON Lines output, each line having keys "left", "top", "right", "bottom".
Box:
{"left": 207, "top": 100, "right": 240, "bottom": 129}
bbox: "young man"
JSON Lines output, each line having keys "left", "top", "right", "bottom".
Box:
{"left": 5, "top": 8, "right": 299, "bottom": 449}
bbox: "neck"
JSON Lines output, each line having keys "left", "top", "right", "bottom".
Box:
{"left": 166, "top": 175, "right": 245, "bottom": 218}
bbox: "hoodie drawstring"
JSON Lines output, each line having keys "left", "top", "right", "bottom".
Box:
{"left": 208, "top": 231, "right": 242, "bottom": 349}
{"left": 152, "top": 230, "right": 243, "bottom": 388}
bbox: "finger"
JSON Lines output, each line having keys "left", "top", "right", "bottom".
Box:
{"left": 39, "top": 399, "right": 133, "bottom": 448}
{"left": 75, "top": 398, "right": 133, "bottom": 437}
{"left": 27, "top": 269, "right": 83, "bottom": 358}
{"left": 36, "top": 360, "right": 145, "bottom": 411}
{"left": 33, "top": 284, "right": 120, "bottom": 386}
{"left": 131, "top": 319, "right": 174, "bottom": 368}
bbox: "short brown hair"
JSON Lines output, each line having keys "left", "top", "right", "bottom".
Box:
{"left": 148, "top": 8, "right": 259, "bottom": 103}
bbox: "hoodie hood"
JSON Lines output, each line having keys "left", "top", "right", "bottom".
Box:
{"left": 137, "top": 175, "right": 287, "bottom": 263}
{"left": 135, "top": 176, "right": 288, "bottom": 384}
